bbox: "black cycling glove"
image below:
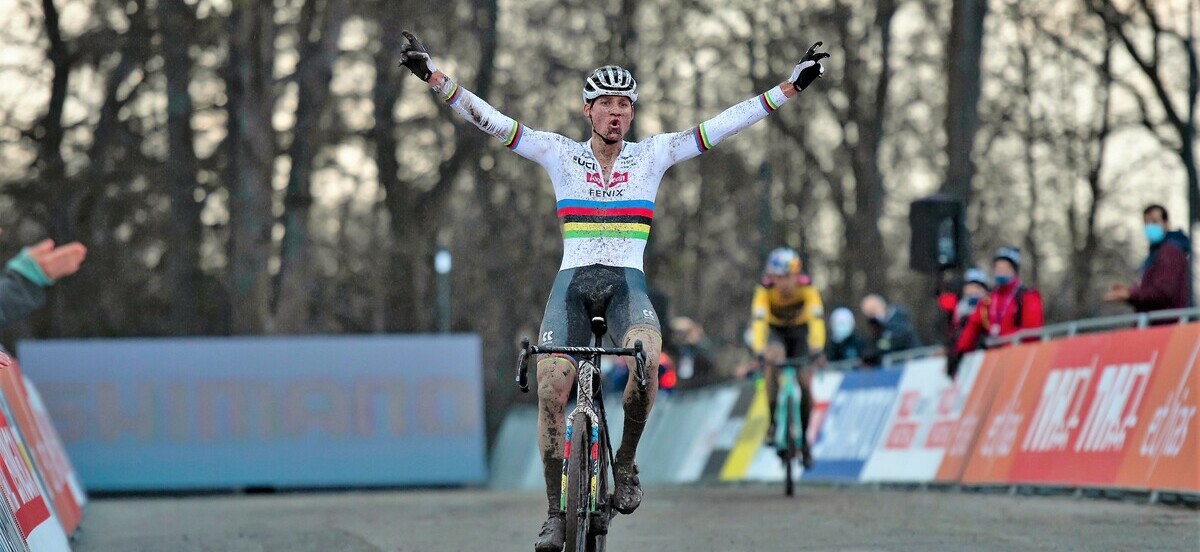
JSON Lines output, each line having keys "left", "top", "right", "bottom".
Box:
{"left": 790, "top": 41, "right": 830, "bottom": 91}
{"left": 398, "top": 30, "right": 437, "bottom": 81}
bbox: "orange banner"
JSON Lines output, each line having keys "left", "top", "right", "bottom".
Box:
{"left": 1008, "top": 327, "right": 1172, "bottom": 486}
{"left": 959, "top": 342, "right": 1058, "bottom": 485}
{"left": 933, "top": 350, "right": 1007, "bottom": 483}
{"left": 1114, "top": 324, "right": 1200, "bottom": 492}
{"left": 952, "top": 324, "right": 1200, "bottom": 492}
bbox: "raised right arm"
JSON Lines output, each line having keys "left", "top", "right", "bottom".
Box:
{"left": 398, "top": 31, "right": 558, "bottom": 164}
{"left": 427, "top": 72, "right": 556, "bottom": 163}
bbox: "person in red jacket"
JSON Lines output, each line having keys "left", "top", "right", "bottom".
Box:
{"left": 937, "top": 267, "right": 989, "bottom": 346}
{"left": 1105, "top": 204, "right": 1192, "bottom": 312}
{"left": 955, "top": 247, "right": 1043, "bottom": 355}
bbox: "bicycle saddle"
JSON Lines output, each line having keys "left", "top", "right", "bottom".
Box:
{"left": 590, "top": 316, "right": 608, "bottom": 341}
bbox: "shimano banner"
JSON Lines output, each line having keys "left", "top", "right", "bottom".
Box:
{"left": 19, "top": 335, "right": 486, "bottom": 491}
{"left": 806, "top": 369, "right": 902, "bottom": 482}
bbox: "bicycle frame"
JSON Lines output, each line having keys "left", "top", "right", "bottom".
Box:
{"left": 773, "top": 365, "right": 803, "bottom": 451}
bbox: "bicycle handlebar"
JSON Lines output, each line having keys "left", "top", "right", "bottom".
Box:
{"left": 516, "top": 339, "right": 648, "bottom": 393}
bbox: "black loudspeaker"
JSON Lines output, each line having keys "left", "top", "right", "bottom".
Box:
{"left": 909, "top": 195, "right": 970, "bottom": 272}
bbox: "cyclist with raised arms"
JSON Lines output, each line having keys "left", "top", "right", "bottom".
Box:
{"left": 749, "top": 247, "right": 826, "bottom": 469}
{"left": 398, "top": 31, "right": 829, "bottom": 551}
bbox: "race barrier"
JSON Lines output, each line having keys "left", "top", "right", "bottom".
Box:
{"left": 0, "top": 353, "right": 77, "bottom": 552}
{"left": 959, "top": 324, "right": 1198, "bottom": 493}
{"left": 491, "top": 322, "right": 1199, "bottom": 499}
{"left": 19, "top": 335, "right": 487, "bottom": 491}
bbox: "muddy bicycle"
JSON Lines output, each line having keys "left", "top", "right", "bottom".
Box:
{"left": 517, "top": 316, "right": 648, "bottom": 552}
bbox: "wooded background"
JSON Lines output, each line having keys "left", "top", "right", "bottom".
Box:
{"left": 1, "top": 0, "right": 1196, "bottom": 429}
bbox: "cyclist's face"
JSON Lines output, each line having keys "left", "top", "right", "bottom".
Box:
{"left": 769, "top": 274, "right": 797, "bottom": 292}
{"left": 585, "top": 96, "right": 634, "bottom": 142}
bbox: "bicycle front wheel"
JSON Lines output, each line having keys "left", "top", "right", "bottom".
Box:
{"left": 784, "top": 394, "right": 796, "bottom": 497}
{"left": 588, "top": 430, "right": 608, "bottom": 552}
{"left": 564, "top": 414, "right": 591, "bottom": 552}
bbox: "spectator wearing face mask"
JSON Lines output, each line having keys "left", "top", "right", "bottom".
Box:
{"left": 1105, "top": 204, "right": 1192, "bottom": 312}
{"left": 859, "top": 294, "right": 921, "bottom": 366}
{"left": 825, "top": 307, "right": 864, "bottom": 362}
{"left": 937, "top": 268, "right": 990, "bottom": 344}
{"left": 940, "top": 268, "right": 990, "bottom": 377}
{"left": 955, "top": 247, "right": 1043, "bottom": 357}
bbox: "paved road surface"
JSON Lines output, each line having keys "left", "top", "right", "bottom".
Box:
{"left": 73, "top": 485, "right": 1198, "bottom": 551}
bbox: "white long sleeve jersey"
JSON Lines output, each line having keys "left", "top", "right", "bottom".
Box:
{"left": 433, "top": 77, "right": 792, "bottom": 272}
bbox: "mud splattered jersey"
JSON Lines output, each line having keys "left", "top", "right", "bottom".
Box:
{"left": 434, "top": 77, "right": 791, "bottom": 272}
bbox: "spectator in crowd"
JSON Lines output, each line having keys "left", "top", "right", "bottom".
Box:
{"left": 859, "top": 294, "right": 921, "bottom": 366}
{"left": 937, "top": 268, "right": 989, "bottom": 346}
{"left": 0, "top": 238, "right": 87, "bottom": 328}
{"left": 669, "top": 316, "right": 716, "bottom": 385}
{"left": 1105, "top": 204, "right": 1192, "bottom": 312}
{"left": 954, "top": 247, "right": 1043, "bottom": 357}
{"left": 825, "top": 307, "right": 865, "bottom": 362}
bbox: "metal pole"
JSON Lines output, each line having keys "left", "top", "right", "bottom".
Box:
{"left": 435, "top": 249, "right": 452, "bottom": 333}
{"left": 758, "top": 160, "right": 772, "bottom": 261}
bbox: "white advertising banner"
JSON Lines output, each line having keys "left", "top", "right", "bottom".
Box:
{"left": 860, "top": 355, "right": 983, "bottom": 482}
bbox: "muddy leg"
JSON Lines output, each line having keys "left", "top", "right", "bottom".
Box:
{"left": 615, "top": 327, "right": 661, "bottom": 464}
{"left": 536, "top": 356, "right": 576, "bottom": 511}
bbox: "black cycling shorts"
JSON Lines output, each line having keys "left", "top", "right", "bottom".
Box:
{"left": 537, "top": 265, "right": 661, "bottom": 357}
{"left": 767, "top": 324, "right": 810, "bottom": 359}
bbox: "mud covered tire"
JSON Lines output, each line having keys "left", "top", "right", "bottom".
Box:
{"left": 564, "top": 415, "right": 590, "bottom": 552}
{"left": 785, "top": 395, "right": 797, "bottom": 497}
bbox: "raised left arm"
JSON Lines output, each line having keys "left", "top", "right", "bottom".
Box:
{"left": 655, "top": 42, "right": 830, "bottom": 168}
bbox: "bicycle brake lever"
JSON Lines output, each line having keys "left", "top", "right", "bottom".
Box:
{"left": 517, "top": 337, "right": 531, "bottom": 393}
{"left": 633, "top": 340, "right": 648, "bottom": 390}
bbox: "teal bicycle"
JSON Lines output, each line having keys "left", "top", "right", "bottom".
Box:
{"left": 762, "top": 355, "right": 816, "bottom": 497}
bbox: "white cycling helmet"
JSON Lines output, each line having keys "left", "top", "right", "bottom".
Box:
{"left": 583, "top": 65, "right": 638, "bottom": 103}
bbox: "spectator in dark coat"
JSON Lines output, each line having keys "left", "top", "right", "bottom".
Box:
{"left": 0, "top": 239, "right": 87, "bottom": 328}
{"left": 1106, "top": 204, "right": 1192, "bottom": 312}
{"left": 859, "top": 295, "right": 921, "bottom": 366}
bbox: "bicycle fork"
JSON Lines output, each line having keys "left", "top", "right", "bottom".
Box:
{"left": 774, "top": 367, "right": 803, "bottom": 451}
{"left": 561, "top": 359, "right": 602, "bottom": 514}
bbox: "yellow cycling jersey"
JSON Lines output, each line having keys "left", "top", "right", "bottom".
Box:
{"left": 750, "top": 282, "right": 826, "bottom": 354}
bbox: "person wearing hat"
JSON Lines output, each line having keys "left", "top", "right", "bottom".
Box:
{"left": 937, "top": 268, "right": 990, "bottom": 347}
{"left": 954, "top": 247, "right": 1043, "bottom": 357}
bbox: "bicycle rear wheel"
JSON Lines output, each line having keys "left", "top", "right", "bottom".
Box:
{"left": 564, "top": 414, "right": 591, "bottom": 552}
{"left": 784, "top": 394, "right": 796, "bottom": 497}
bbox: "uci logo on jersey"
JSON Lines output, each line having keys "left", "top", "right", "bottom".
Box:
{"left": 573, "top": 155, "right": 598, "bottom": 171}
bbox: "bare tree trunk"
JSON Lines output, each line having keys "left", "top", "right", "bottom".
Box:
{"left": 1018, "top": 45, "right": 1042, "bottom": 290}
{"left": 36, "top": 0, "right": 73, "bottom": 336}
{"left": 226, "top": 1, "right": 277, "bottom": 334}
{"left": 842, "top": 0, "right": 896, "bottom": 296}
{"left": 275, "top": 0, "right": 346, "bottom": 333}
{"left": 1073, "top": 36, "right": 1113, "bottom": 318}
{"left": 1087, "top": 0, "right": 1199, "bottom": 231}
{"left": 158, "top": 0, "right": 203, "bottom": 335}
{"left": 374, "top": 0, "right": 498, "bottom": 332}
{"left": 372, "top": 12, "right": 413, "bottom": 332}
{"left": 941, "top": 0, "right": 988, "bottom": 202}
{"left": 611, "top": 0, "right": 638, "bottom": 141}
